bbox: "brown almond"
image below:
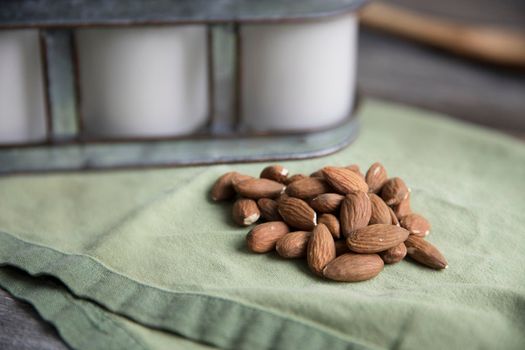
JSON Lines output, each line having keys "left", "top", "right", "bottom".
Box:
{"left": 285, "top": 174, "right": 308, "bottom": 185}
{"left": 388, "top": 206, "right": 400, "bottom": 226}
{"left": 230, "top": 173, "right": 254, "bottom": 186}
{"left": 322, "top": 167, "right": 369, "bottom": 194}
{"left": 257, "top": 198, "right": 282, "bottom": 221}
{"left": 365, "top": 162, "right": 388, "bottom": 193}
{"left": 323, "top": 253, "right": 384, "bottom": 282}
{"left": 347, "top": 224, "right": 409, "bottom": 253}
{"left": 260, "top": 164, "right": 289, "bottom": 183}
{"left": 345, "top": 164, "right": 361, "bottom": 173}
{"left": 340, "top": 191, "right": 372, "bottom": 237}
{"left": 246, "top": 221, "right": 290, "bottom": 253}
{"left": 381, "top": 177, "right": 409, "bottom": 206}
{"left": 286, "top": 177, "right": 332, "bottom": 199}
{"left": 310, "top": 169, "right": 324, "bottom": 178}
{"left": 310, "top": 193, "right": 344, "bottom": 213}
{"left": 307, "top": 224, "right": 336, "bottom": 276}
{"left": 211, "top": 172, "right": 242, "bottom": 201}
{"left": 405, "top": 235, "right": 448, "bottom": 269}
{"left": 278, "top": 197, "right": 317, "bottom": 230}
{"left": 234, "top": 178, "right": 285, "bottom": 199}
{"left": 276, "top": 231, "right": 311, "bottom": 258}
{"left": 232, "top": 198, "right": 260, "bottom": 226}
{"left": 379, "top": 243, "right": 407, "bottom": 264}
{"left": 369, "top": 193, "right": 391, "bottom": 225}
{"left": 334, "top": 240, "right": 349, "bottom": 256}
{"left": 393, "top": 193, "right": 412, "bottom": 219}
{"left": 318, "top": 213, "right": 340, "bottom": 239}
{"left": 400, "top": 213, "right": 431, "bottom": 237}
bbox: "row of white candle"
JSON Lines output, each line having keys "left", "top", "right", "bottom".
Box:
{"left": 0, "top": 14, "right": 357, "bottom": 143}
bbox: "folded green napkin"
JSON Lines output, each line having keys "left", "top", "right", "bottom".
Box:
{"left": 0, "top": 267, "right": 214, "bottom": 350}
{"left": 1, "top": 99, "right": 524, "bottom": 350}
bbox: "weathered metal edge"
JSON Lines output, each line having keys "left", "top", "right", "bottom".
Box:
{"left": 0, "top": 0, "right": 368, "bottom": 28}
{"left": 0, "top": 114, "right": 359, "bottom": 175}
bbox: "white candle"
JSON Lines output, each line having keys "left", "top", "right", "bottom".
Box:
{"left": 76, "top": 26, "right": 208, "bottom": 138}
{"left": 241, "top": 14, "right": 357, "bottom": 132}
{"left": 0, "top": 30, "right": 46, "bottom": 143}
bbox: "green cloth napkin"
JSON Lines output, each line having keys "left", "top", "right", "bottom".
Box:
{"left": 1, "top": 99, "right": 524, "bottom": 350}
{"left": 0, "top": 266, "right": 214, "bottom": 350}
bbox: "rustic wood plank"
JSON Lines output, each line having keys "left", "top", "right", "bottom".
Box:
{"left": 0, "top": 288, "right": 68, "bottom": 350}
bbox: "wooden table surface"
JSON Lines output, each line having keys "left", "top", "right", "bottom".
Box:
{"left": 1, "top": 1, "right": 524, "bottom": 348}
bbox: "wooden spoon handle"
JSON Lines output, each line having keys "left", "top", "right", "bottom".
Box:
{"left": 359, "top": 2, "right": 525, "bottom": 67}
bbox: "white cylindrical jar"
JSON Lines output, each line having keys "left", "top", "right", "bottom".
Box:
{"left": 241, "top": 14, "right": 357, "bottom": 132}
{"left": 0, "top": 30, "right": 47, "bottom": 144}
{"left": 76, "top": 26, "right": 208, "bottom": 138}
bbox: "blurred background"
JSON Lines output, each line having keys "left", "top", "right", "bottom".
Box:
{"left": 358, "top": 0, "right": 525, "bottom": 139}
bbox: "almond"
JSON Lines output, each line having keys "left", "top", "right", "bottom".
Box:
{"left": 257, "top": 198, "right": 282, "bottom": 221}
{"left": 393, "top": 192, "right": 412, "bottom": 219}
{"left": 310, "top": 169, "right": 324, "bottom": 178}
{"left": 232, "top": 198, "right": 260, "bottom": 226}
{"left": 369, "top": 193, "right": 391, "bottom": 225}
{"left": 286, "top": 177, "right": 332, "bottom": 199}
{"left": 230, "top": 173, "right": 254, "bottom": 186}
{"left": 322, "top": 167, "right": 369, "bottom": 194}
{"left": 405, "top": 235, "right": 448, "bottom": 269}
{"left": 345, "top": 164, "right": 365, "bottom": 180}
{"left": 260, "top": 164, "right": 289, "bottom": 183}
{"left": 276, "top": 231, "right": 311, "bottom": 258}
{"left": 234, "top": 178, "right": 285, "bottom": 199}
{"left": 381, "top": 177, "right": 409, "bottom": 205}
{"left": 365, "top": 162, "right": 388, "bottom": 193}
{"left": 400, "top": 213, "right": 431, "bottom": 237}
{"left": 278, "top": 197, "right": 317, "bottom": 230}
{"left": 310, "top": 193, "right": 344, "bottom": 213}
{"left": 211, "top": 172, "right": 243, "bottom": 201}
{"left": 379, "top": 243, "right": 407, "bottom": 264}
{"left": 246, "top": 221, "right": 289, "bottom": 253}
{"left": 347, "top": 224, "right": 409, "bottom": 253}
{"left": 334, "top": 240, "right": 349, "bottom": 256}
{"left": 323, "top": 253, "right": 384, "bottom": 282}
{"left": 388, "top": 206, "right": 400, "bottom": 226}
{"left": 340, "top": 191, "right": 372, "bottom": 237}
{"left": 307, "top": 224, "right": 336, "bottom": 276}
{"left": 285, "top": 174, "right": 308, "bottom": 185}
{"left": 318, "top": 213, "right": 340, "bottom": 239}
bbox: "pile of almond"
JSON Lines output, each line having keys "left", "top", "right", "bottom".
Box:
{"left": 211, "top": 163, "right": 447, "bottom": 282}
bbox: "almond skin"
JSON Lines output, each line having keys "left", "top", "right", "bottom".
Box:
{"left": 307, "top": 224, "right": 336, "bottom": 276}
{"left": 310, "top": 193, "right": 344, "bottom": 213}
{"left": 232, "top": 198, "right": 260, "bottom": 226}
{"left": 286, "top": 177, "right": 332, "bottom": 199}
{"left": 234, "top": 178, "right": 285, "bottom": 199}
{"left": 379, "top": 243, "right": 407, "bottom": 264}
{"left": 393, "top": 193, "right": 412, "bottom": 219}
{"left": 369, "top": 193, "right": 391, "bottom": 225}
{"left": 285, "top": 174, "right": 308, "bottom": 185}
{"left": 260, "top": 164, "right": 289, "bottom": 183}
{"left": 381, "top": 177, "right": 409, "bottom": 205}
{"left": 405, "top": 235, "right": 448, "bottom": 269}
{"left": 388, "top": 206, "right": 400, "bottom": 226}
{"left": 257, "top": 198, "right": 282, "bottom": 221}
{"left": 322, "top": 167, "right": 369, "bottom": 194}
{"left": 400, "top": 213, "right": 431, "bottom": 237}
{"left": 340, "top": 191, "right": 372, "bottom": 237}
{"left": 323, "top": 253, "right": 384, "bottom": 282}
{"left": 365, "top": 162, "right": 388, "bottom": 193}
{"left": 318, "top": 213, "right": 340, "bottom": 239}
{"left": 211, "top": 172, "right": 246, "bottom": 201}
{"left": 310, "top": 169, "right": 324, "bottom": 178}
{"left": 334, "top": 240, "right": 349, "bottom": 256}
{"left": 276, "top": 231, "right": 311, "bottom": 258}
{"left": 345, "top": 164, "right": 365, "bottom": 180}
{"left": 230, "top": 173, "right": 254, "bottom": 186}
{"left": 347, "top": 224, "right": 410, "bottom": 253}
{"left": 246, "top": 221, "right": 290, "bottom": 253}
{"left": 278, "top": 197, "right": 317, "bottom": 230}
